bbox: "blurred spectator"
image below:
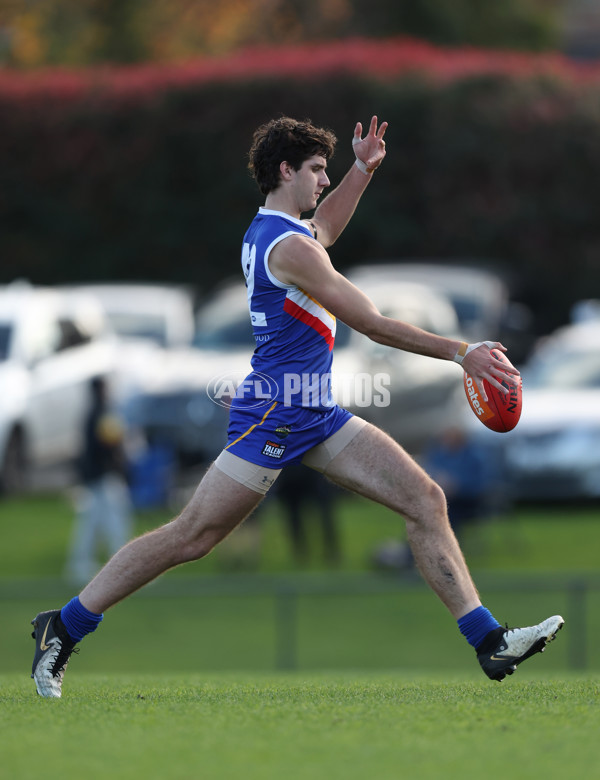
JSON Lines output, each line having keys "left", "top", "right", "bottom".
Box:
{"left": 128, "top": 441, "right": 176, "bottom": 510}
{"left": 274, "top": 464, "right": 341, "bottom": 565}
{"left": 65, "top": 377, "right": 133, "bottom": 584}
{"left": 422, "top": 426, "right": 493, "bottom": 540}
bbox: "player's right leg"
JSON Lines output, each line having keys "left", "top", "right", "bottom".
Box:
{"left": 31, "top": 458, "right": 271, "bottom": 697}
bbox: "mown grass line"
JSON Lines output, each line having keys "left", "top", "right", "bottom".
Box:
{"left": 2, "top": 673, "right": 599, "bottom": 780}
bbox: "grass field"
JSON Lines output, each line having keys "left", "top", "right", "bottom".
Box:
{"left": 1, "top": 491, "right": 599, "bottom": 676}
{"left": 3, "top": 489, "right": 600, "bottom": 577}
{"left": 1, "top": 492, "right": 599, "bottom": 676}
{"left": 2, "top": 493, "right": 600, "bottom": 778}
{"left": 2, "top": 673, "right": 599, "bottom": 780}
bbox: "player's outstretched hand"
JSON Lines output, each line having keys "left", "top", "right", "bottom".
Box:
{"left": 352, "top": 116, "right": 388, "bottom": 172}
{"left": 462, "top": 342, "right": 520, "bottom": 402}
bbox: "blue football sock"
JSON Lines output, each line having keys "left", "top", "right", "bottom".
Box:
{"left": 458, "top": 606, "right": 501, "bottom": 649}
{"left": 60, "top": 597, "right": 103, "bottom": 643}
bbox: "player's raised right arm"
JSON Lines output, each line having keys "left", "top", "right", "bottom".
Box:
{"left": 308, "top": 116, "right": 387, "bottom": 248}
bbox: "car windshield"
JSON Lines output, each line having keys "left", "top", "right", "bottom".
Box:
{"left": 524, "top": 348, "right": 600, "bottom": 389}
{"left": 194, "top": 314, "right": 254, "bottom": 350}
{"left": 0, "top": 323, "right": 11, "bottom": 361}
{"left": 448, "top": 295, "right": 482, "bottom": 329}
{"left": 106, "top": 313, "right": 167, "bottom": 346}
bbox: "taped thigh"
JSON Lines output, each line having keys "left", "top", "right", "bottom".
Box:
{"left": 301, "top": 416, "right": 367, "bottom": 473}
{"left": 214, "top": 450, "right": 281, "bottom": 495}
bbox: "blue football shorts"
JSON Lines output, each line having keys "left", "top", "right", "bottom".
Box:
{"left": 224, "top": 401, "right": 355, "bottom": 469}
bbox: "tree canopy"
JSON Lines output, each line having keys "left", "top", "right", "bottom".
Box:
{"left": 0, "top": 0, "right": 566, "bottom": 68}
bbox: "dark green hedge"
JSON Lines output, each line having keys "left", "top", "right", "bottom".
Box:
{"left": 2, "top": 46, "right": 600, "bottom": 333}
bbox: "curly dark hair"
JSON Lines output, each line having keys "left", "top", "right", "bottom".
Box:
{"left": 248, "top": 117, "right": 337, "bottom": 196}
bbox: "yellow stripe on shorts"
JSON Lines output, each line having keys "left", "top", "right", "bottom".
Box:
{"left": 225, "top": 401, "right": 279, "bottom": 450}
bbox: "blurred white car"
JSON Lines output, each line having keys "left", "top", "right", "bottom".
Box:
{"left": 59, "top": 282, "right": 236, "bottom": 466}
{"left": 63, "top": 283, "right": 197, "bottom": 348}
{"left": 120, "top": 346, "right": 234, "bottom": 466}
{"left": 349, "top": 262, "right": 507, "bottom": 339}
{"left": 337, "top": 272, "right": 465, "bottom": 451}
{"left": 347, "top": 262, "right": 534, "bottom": 362}
{"left": 120, "top": 283, "right": 252, "bottom": 466}
{"left": 0, "top": 283, "right": 117, "bottom": 493}
{"left": 463, "top": 321, "right": 600, "bottom": 500}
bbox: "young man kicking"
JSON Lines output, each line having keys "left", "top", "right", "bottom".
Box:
{"left": 31, "top": 115, "right": 563, "bottom": 697}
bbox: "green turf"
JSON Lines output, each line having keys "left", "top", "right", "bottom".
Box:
{"left": 3, "top": 585, "right": 582, "bottom": 674}
{"left": 2, "top": 495, "right": 599, "bottom": 777}
{"left": 2, "top": 491, "right": 600, "bottom": 577}
{"left": 1, "top": 492, "right": 599, "bottom": 676}
{"left": 2, "top": 673, "right": 599, "bottom": 780}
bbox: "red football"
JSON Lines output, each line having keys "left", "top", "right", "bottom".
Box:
{"left": 463, "top": 349, "right": 522, "bottom": 432}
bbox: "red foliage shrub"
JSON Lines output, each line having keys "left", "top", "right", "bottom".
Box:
{"left": 1, "top": 36, "right": 600, "bottom": 108}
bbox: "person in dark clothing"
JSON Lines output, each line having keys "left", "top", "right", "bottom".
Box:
{"left": 65, "top": 377, "right": 133, "bottom": 584}
{"left": 274, "top": 464, "right": 340, "bottom": 565}
{"left": 422, "top": 426, "right": 492, "bottom": 540}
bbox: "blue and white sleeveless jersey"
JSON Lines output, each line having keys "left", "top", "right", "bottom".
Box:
{"left": 235, "top": 207, "right": 336, "bottom": 412}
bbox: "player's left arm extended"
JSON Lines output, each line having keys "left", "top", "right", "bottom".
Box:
{"left": 306, "top": 116, "right": 387, "bottom": 248}
{"left": 270, "top": 235, "right": 518, "bottom": 396}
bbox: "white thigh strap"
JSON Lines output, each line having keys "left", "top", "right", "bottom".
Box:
{"left": 302, "top": 416, "right": 367, "bottom": 473}
{"left": 214, "top": 450, "right": 281, "bottom": 495}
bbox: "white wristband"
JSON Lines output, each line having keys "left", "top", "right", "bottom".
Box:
{"left": 353, "top": 135, "right": 379, "bottom": 175}
{"left": 453, "top": 340, "right": 497, "bottom": 365}
{"left": 354, "top": 158, "right": 374, "bottom": 175}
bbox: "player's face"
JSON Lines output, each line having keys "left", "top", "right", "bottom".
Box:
{"left": 292, "top": 155, "right": 330, "bottom": 212}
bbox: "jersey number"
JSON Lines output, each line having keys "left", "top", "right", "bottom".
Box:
{"left": 242, "top": 242, "right": 267, "bottom": 326}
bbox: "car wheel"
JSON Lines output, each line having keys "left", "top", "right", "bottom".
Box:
{"left": 0, "top": 428, "right": 28, "bottom": 495}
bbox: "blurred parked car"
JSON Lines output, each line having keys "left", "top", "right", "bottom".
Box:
{"left": 347, "top": 262, "right": 534, "bottom": 363}
{"left": 62, "top": 283, "right": 197, "bottom": 348}
{"left": 121, "top": 349, "right": 233, "bottom": 467}
{"left": 462, "top": 321, "right": 600, "bottom": 501}
{"left": 0, "top": 282, "right": 117, "bottom": 493}
{"left": 118, "top": 283, "right": 253, "bottom": 467}
{"left": 122, "top": 283, "right": 250, "bottom": 466}
{"left": 338, "top": 271, "right": 465, "bottom": 452}
{"left": 59, "top": 282, "right": 234, "bottom": 469}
